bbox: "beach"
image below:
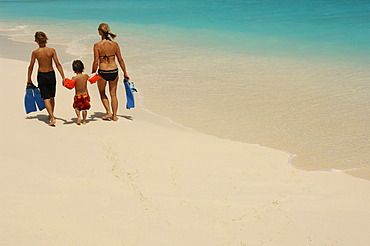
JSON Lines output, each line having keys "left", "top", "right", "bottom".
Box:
{"left": 1, "top": 0, "right": 370, "bottom": 244}
{"left": 1, "top": 53, "right": 370, "bottom": 245}
{"left": 1, "top": 1, "right": 369, "bottom": 176}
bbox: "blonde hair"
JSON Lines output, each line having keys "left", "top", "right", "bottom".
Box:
{"left": 34, "top": 31, "right": 48, "bottom": 44}
{"left": 98, "top": 23, "right": 117, "bottom": 40}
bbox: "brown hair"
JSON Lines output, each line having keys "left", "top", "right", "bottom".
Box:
{"left": 34, "top": 31, "right": 48, "bottom": 44}
{"left": 72, "top": 60, "right": 84, "bottom": 73}
{"left": 98, "top": 23, "right": 117, "bottom": 40}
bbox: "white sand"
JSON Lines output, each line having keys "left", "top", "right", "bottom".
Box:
{"left": 1, "top": 57, "right": 370, "bottom": 245}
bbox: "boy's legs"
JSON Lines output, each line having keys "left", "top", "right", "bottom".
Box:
{"left": 82, "top": 111, "right": 87, "bottom": 125}
{"left": 50, "top": 97, "right": 55, "bottom": 113}
{"left": 75, "top": 108, "right": 81, "bottom": 125}
{"left": 44, "top": 98, "right": 56, "bottom": 126}
{"left": 38, "top": 71, "right": 57, "bottom": 126}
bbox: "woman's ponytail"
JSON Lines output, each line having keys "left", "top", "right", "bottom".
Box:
{"left": 108, "top": 31, "right": 117, "bottom": 40}
{"left": 98, "top": 23, "right": 117, "bottom": 40}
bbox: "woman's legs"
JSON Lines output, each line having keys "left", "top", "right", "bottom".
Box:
{"left": 97, "top": 79, "right": 112, "bottom": 119}
{"left": 108, "top": 77, "right": 119, "bottom": 121}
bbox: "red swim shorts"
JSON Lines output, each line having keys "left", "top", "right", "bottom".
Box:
{"left": 73, "top": 93, "right": 91, "bottom": 111}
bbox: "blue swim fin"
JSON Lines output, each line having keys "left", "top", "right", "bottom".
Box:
{"left": 33, "top": 87, "right": 45, "bottom": 111}
{"left": 24, "top": 87, "right": 37, "bottom": 114}
{"left": 124, "top": 79, "right": 135, "bottom": 109}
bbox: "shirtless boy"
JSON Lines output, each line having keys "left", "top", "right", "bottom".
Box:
{"left": 27, "top": 31, "right": 65, "bottom": 126}
{"left": 70, "top": 60, "right": 91, "bottom": 125}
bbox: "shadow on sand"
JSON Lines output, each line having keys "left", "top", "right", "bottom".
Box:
{"left": 90, "top": 112, "right": 134, "bottom": 121}
{"left": 26, "top": 111, "right": 133, "bottom": 125}
{"left": 26, "top": 115, "right": 67, "bottom": 126}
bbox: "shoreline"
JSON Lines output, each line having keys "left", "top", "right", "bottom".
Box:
{"left": 0, "top": 34, "right": 76, "bottom": 64}
{"left": 2, "top": 41, "right": 370, "bottom": 245}
{"left": 1, "top": 32, "right": 369, "bottom": 180}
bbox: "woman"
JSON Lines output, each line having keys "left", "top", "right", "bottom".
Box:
{"left": 92, "top": 23, "right": 130, "bottom": 121}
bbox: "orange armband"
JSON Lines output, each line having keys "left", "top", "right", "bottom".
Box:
{"left": 88, "top": 73, "right": 101, "bottom": 84}
{"left": 64, "top": 78, "right": 76, "bottom": 89}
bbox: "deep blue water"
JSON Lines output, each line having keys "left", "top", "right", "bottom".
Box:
{"left": 1, "top": 0, "right": 370, "bottom": 63}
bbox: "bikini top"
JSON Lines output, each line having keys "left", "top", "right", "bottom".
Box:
{"left": 99, "top": 54, "right": 115, "bottom": 60}
{"left": 99, "top": 36, "right": 115, "bottom": 60}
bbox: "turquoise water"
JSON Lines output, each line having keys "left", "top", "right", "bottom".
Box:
{"left": 1, "top": 0, "right": 370, "bottom": 178}
{"left": 1, "top": 0, "right": 370, "bottom": 62}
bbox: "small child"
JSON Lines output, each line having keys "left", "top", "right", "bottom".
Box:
{"left": 71, "top": 60, "right": 90, "bottom": 125}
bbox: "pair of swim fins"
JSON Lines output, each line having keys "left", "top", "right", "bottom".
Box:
{"left": 24, "top": 83, "right": 45, "bottom": 114}
{"left": 123, "top": 78, "right": 137, "bottom": 109}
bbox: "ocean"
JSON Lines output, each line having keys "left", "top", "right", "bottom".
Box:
{"left": 1, "top": 0, "right": 369, "bottom": 179}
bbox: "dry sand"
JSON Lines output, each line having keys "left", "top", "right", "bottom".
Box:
{"left": 1, "top": 57, "right": 370, "bottom": 245}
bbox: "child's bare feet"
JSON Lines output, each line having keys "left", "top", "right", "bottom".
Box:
{"left": 82, "top": 120, "right": 87, "bottom": 125}
{"left": 102, "top": 113, "right": 112, "bottom": 120}
{"left": 112, "top": 116, "right": 118, "bottom": 121}
{"left": 76, "top": 118, "right": 81, "bottom": 125}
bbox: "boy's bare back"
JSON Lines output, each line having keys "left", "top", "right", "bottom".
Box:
{"left": 32, "top": 47, "right": 56, "bottom": 72}
{"left": 72, "top": 73, "right": 89, "bottom": 95}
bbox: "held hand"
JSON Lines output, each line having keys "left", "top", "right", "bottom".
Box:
{"left": 27, "top": 79, "right": 33, "bottom": 84}
{"left": 124, "top": 73, "right": 130, "bottom": 81}
{"left": 63, "top": 78, "right": 76, "bottom": 90}
{"left": 63, "top": 78, "right": 72, "bottom": 89}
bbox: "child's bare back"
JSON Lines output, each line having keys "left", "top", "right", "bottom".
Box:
{"left": 72, "top": 73, "right": 89, "bottom": 95}
{"left": 70, "top": 60, "right": 91, "bottom": 125}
